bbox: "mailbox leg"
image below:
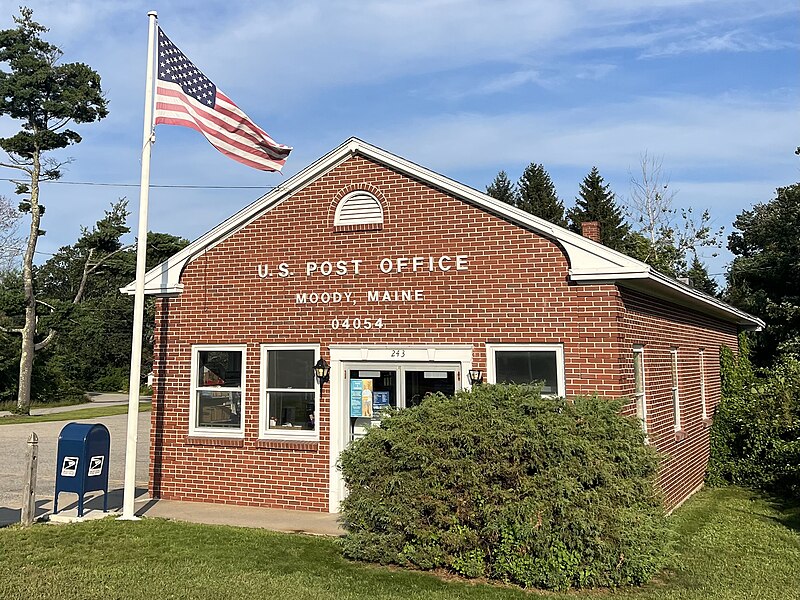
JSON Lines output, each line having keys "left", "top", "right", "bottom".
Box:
{"left": 103, "top": 489, "right": 108, "bottom": 513}
{"left": 78, "top": 494, "right": 84, "bottom": 518}
{"left": 53, "top": 491, "right": 59, "bottom": 515}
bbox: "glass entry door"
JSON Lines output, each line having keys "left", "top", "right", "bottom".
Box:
{"left": 345, "top": 362, "right": 460, "bottom": 439}
{"left": 404, "top": 369, "right": 456, "bottom": 408}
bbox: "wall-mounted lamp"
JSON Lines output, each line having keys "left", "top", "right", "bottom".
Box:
{"left": 314, "top": 358, "right": 330, "bottom": 386}
{"left": 468, "top": 369, "right": 483, "bottom": 386}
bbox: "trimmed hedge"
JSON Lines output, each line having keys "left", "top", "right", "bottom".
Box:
{"left": 338, "top": 384, "right": 669, "bottom": 590}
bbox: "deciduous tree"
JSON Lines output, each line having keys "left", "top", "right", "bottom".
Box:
{"left": 625, "top": 153, "right": 723, "bottom": 280}
{"left": 726, "top": 182, "right": 800, "bottom": 363}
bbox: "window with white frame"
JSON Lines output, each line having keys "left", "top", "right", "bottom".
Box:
{"left": 699, "top": 348, "right": 707, "bottom": 420}
{"left": 670, "top": 348, "right": 681, "bottom": 431}
{"left": 260, "top": 345, "right": 320, "bottom": 440}
{"left": 487, "top": 344, "right": 565, "bottom": 396}
{"left": 189, "top": 345, "right": 246, "bottom": 437}
{"left": 633, "top": 345, "right": 647, "bottom": 432}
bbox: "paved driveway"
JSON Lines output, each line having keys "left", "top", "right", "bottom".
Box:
{"left": 0, "top": 409, "right": 150, "bottom": 526}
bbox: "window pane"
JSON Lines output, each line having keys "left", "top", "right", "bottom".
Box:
{"left": 196, "top": 390, "right": 241, "bottom": 428}
{"left": 495, "top": 351, "right": 558, "bottom": 393}
{"left": 198, "top": 350, "right": 242, "bottom": 388}
{"left": 633, "top": 352, "right": 643, "bottom": 394}
{"left": 671, "top": 352, "right": 678, "bottom": 387}
{"left": 267, "top": 350, "right": 315, "bottom": 389}
{"left": 268, "top": 391, "right": 316, "bottom": 430}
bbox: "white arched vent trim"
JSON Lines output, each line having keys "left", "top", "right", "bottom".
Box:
{"left": 334, "top": 191, "right": 384, "bottom": 226}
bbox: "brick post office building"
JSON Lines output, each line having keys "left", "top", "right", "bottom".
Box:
{"left": 125, "top": 138, "right": 762, "bottom": 513}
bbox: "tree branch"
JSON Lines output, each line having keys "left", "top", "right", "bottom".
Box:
{"left": 0, "top": 162, "right": 31, "bottom": 173}
{"left": 0, "top": 325, "right": 24, "bottom": 334}
{"left": 35, "top": 298, "right": 56, "bottom": 312}
{"left": 73, "top": 243, "right": 134, "bottom": 304}
{"left": 34, "top": 328, "right": 56, "bottom": 351}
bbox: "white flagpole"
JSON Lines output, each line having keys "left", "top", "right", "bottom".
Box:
{"left": 120, "top": 10, "right": 158, "bottom": 521}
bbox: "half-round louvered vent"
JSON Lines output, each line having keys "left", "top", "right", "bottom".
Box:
{"left": 334, "top": 191, "right": 383, "bottom": 226}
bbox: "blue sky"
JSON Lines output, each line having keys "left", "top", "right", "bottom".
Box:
{"left": 1, "top": 0, "right": 798, "bottom": 282}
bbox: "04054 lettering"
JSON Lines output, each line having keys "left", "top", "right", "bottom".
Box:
{"left": 330, "top": 317, "right": 384, "bottom": 330}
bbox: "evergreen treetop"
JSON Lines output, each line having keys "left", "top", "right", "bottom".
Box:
{"left": 486, "top": 170, "right": 516, "bottom": 207}
{"left": 567, "top": 166, "right": 629, "bottom": 250}
{"left": 516, "top": 162, "right": 566, "bottom": 227}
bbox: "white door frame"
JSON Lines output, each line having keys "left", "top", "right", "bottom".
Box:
{"left": 327, "top": 344, "right": 473, "bottom": 513}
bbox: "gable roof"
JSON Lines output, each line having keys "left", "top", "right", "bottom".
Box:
{"left": 122, "top": 137, "right": 763, "bottom": 330}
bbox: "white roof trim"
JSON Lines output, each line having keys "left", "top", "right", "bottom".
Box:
{"left": 121, "top": 137, "right": 763, "bottom": 330}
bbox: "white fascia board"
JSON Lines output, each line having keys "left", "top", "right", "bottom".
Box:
{"left": 119, "top": 137, "right": 760, "bottom": 331}
{"left": 121, "top": 141, "right": 358, "bottom": 296}
{"left": 353, "top": 140, "right": 650, "bottom": 277}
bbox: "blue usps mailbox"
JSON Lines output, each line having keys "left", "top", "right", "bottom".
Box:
{"left": 54, "top": 422, "right": 110, "bottom": 517}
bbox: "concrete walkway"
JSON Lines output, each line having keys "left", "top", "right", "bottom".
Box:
{"left": 1, "top": 393, "right": 343, "bottom": 536}
{"left": 137, "top": 498, "right": 344, "bottom": 536}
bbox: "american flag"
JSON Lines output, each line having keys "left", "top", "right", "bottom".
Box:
{"left": 154, "top": 27, "right": 291, "bottom": 172}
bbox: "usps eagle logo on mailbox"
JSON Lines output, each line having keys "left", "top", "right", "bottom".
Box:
{"left": 88, "top": 456, "right": 104, "bottom": 477}
{"left": 61, "top": 456, "right": 79, "bottom": 477}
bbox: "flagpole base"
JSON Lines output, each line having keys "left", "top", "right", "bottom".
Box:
{"left": 117, "top": 514, "right": 142, "bottom": 521}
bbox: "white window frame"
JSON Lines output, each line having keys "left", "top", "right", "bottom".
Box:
{"left": 189, "top": 344, "right": 246, "bottom": 438}
{"left": 633, "top": 345, "right": 647, "bottom": 433}
{"left": 671, "top": 348, "right": 681, "bottom": 431}
{"left": 486, "top": 343, "right": 565, "bottom": 397}
{"left": 259, "top": 344, "right": 321, "bottom": 441}
{"left": 699, "top": 348, "right": 707, "bottom": 420}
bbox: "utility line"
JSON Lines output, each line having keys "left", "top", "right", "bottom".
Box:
{"left": 0, "top": 177, "right": 276, "bottom": 190}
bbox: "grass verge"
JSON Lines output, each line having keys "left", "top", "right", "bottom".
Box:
{"left": 0, "top": 403, "right": 150, "bottom": 425}
{"left": 0, "top": 487, "right": 797, "bottom": 600}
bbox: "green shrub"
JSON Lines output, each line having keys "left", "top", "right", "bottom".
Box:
{"left": 338, "top": 384, "right": 669, "bottom": 590}
{"left": 93, "top": 368, "right": 129, "bottom": 392}
{"left": 709, "top": 345, "right": 800, "bottom": 497}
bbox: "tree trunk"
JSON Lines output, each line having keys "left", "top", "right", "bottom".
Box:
{"left": 16, "top": 152, "right": 41, "bottom": 415}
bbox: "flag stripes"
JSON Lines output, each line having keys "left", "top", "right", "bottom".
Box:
{"left": 155, "top": 83, "right": 289, "bottom": 171}
{"left": 154, "top": 26, "right": 291, "bottom": 172}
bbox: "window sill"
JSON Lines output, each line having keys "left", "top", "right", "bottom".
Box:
{"left": 256, "top": 439, "right": 320, "bottom": 451}
{"left": 185, "top": 436, "right": 245, "bottom": 447}
{"left": 673, "top": 430, "right": 688, "bottom": 442}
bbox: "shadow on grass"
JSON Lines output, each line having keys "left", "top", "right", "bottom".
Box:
{"left": 768, "top": 495, "right": 800, "bottom": 532}
{"left": 738, "top": 489, "right": 800, "bottom": 533}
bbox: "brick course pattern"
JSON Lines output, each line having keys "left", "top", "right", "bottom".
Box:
{"left": 150, "top": 154, "right": 736, "bottom": 513}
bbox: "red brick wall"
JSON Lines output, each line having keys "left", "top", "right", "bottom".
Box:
{"left": 617, "top": 288, "right": 738, "bottom": 509}
{"left": 149, "top": 154, "right": 734, "bottom": 512}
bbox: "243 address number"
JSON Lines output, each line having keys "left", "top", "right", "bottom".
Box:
{"left": 331, "top": 317, "right": 384, "bottom": 330}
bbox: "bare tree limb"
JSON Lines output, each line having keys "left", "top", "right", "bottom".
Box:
{"left": 0, "top": 325, "right": 24, "bottom": 334}
{"left": 34, "top": 329, "right": 56, "bottom": 351}
{"left": 71, "top": 243, "right": 133, "bottom": 305}
{"left": 0, "top": 162, "right": 31, "bottom": 173}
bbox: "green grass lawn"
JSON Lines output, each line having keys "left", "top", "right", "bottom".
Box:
{"left": 0, "top": 487, "right": 797, "bottom": 600}
{"left": 0, "top": 403, "right": 150, "bottom": 425}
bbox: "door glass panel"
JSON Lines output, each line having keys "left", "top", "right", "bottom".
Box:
{"left": 405, "top": 370, "right": 455, "bottom": 408}
{"left": 348, "top": 370, "right": 396, "bottom": 440}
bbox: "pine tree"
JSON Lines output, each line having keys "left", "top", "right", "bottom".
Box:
{"left": 516, "top": 163, "right": 566, "bottom": 226}
{"left": 567, "top": 166, "right": 630, "bottom": 250}
{"left": 685, "top": 255, "right": 718, "bottom": 296}
{"left": 486, "top": 170, "right": 517, "bottom": 207}
{"left": 0, "top": 8, "right": 108, "bottom": 413}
